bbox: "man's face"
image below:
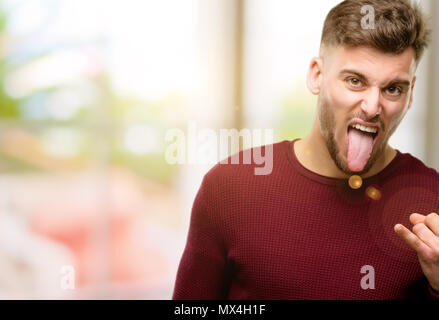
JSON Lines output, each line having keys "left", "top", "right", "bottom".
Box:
{"left": 316, "top": 45, "right": 417, "bottom": 175}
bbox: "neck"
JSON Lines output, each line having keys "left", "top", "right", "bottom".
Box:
{"left": 294, "top": 119, "right": 396, "bottom": 179}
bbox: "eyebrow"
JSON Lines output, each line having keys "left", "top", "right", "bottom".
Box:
{"left": 339, "top": 69, "right": 411, "bottom": 88}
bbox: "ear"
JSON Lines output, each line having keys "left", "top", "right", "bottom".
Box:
{"left": 307, "top": 57, "right": 323, "bottom": 95}
{"left": 407, "top": 76, "right": 416, "bottom": 110}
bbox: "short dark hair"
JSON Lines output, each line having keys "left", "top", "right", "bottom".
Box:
{"left": 321, "top": 0, "right": 431, "bottom": 63}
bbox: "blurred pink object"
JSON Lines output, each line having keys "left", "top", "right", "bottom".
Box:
{"left": 18, "top": 168, "right": 169, "bottom": 292}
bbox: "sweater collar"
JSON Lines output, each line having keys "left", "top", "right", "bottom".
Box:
{"left": 285, "top": 139, "right": 405, "bottom": 187}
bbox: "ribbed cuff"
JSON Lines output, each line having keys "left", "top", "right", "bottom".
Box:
{"left": 428, "top": 284, "right": 439, "bottom": 299}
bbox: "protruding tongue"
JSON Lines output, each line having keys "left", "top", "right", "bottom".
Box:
{"left": 347, "top": 128, "right": 374, "bottom": 172}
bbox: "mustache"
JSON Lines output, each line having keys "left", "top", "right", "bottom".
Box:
{"left": 347, "top": 114, "right": 385, "bottom": 132}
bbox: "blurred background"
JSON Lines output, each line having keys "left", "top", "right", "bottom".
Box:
{"left": 0, "top": 0, "right": 438, "bottom": 299}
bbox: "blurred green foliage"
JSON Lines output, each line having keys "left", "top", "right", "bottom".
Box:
{"left": 0, "top": 4, "right": 175, "bottom": 185}
{"left": 276, "top": 89, "right": 316, "bottom": 141}
{"left": 0, "top": 7, "right": 20, "bottom": 119}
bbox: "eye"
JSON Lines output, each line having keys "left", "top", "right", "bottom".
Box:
{"left": 347, "top": 77, "right": 363, "bottom": 88}
{"left": 385, "top": 86, "right": 402, "bottom": 96}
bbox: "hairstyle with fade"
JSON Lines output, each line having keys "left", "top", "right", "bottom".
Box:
{"left": 321, "top": 0, "right": 431, "bottom": 64}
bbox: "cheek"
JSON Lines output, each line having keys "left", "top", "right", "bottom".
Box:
{"left": 326, "top": 81, "right": 359, "bottom": 113}
{"left": 383, "top": 102, "right": 409, "bottom": 129}
{"left": 325, "top": 82, "right": 358, "bottom": 134}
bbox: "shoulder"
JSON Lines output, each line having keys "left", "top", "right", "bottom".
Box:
{"left": 193, "top": 140, "right": 292, "bottom": 225}
{"left": 394, "top": 152, "right": 439, "bottom": 190}
{"left": 194, "top": 140, "right": 291, "bottom": 202}
{"left": 203, "top": 140, "right": 289, "bottom": 183}
{"left": 399, "top": 152, "right": 439, "bottom": 177}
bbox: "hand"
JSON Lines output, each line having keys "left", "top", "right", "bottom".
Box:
{"left": 394, "top": 213, "right": 439, "bottom": 292}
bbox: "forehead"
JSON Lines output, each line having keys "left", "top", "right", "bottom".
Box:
{"left": 324, "top": 45, "right": 417, "bottom": 81}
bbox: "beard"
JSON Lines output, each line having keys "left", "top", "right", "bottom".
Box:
{"left": 317, "top": 95, "right": 393, "bottom": 176}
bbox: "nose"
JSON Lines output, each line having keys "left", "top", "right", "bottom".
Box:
{"left": 360, "top": 87, "right": 382, "bottom": 119}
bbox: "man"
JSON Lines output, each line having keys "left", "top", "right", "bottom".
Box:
{"left": 173, "top": 0, "right": 439, "bottom": 299}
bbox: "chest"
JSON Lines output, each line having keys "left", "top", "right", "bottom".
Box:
{"left": 224, "top": 196, "right": 423, "bottom": 299}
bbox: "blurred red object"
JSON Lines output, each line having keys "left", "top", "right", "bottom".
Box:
{"left": 24, "top": 168, "right": 169, "bottom": 293}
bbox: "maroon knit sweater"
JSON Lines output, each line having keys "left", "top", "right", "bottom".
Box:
{"left": 173, "top": 140, "right": 439, "bottom": 299}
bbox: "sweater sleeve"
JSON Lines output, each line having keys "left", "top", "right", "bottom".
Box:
{"left": 172, "top": 174, "right": 231, "bottom": 299}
